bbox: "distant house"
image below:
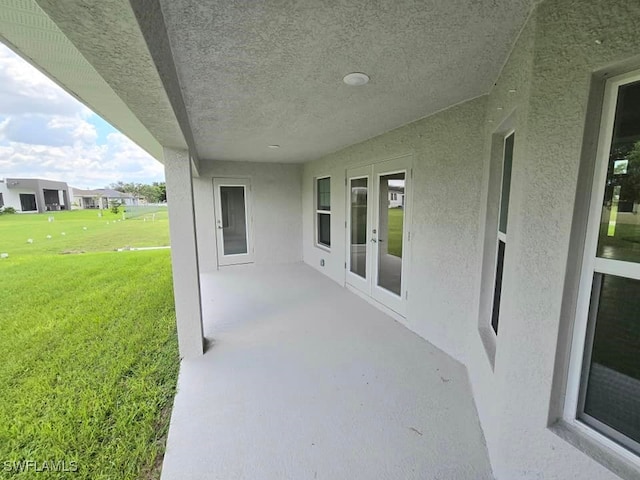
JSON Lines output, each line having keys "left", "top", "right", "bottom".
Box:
{"left": 0, "top": 177, "right": 70, "bottom": 213}
{"left": 388, "top": 186, "right": 404, "bottom": 208}
{"left": 70, "top": 188, "right": 140, "bottom": 209}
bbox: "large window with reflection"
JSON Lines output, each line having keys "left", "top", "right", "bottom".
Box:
{"left": 568, "top": 71, "right": 640, "bottom": 458}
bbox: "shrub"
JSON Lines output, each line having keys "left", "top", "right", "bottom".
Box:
{"left": 0, "top": 206, "right": 16, "bottom": 215}
{"left": 109, "top": 200, "right": 122, "bottom": 215}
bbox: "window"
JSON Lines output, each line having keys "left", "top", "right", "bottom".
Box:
{"left": 0, "top": 192, "right": 4, "bottom": 208}
{"left": 316, "top": 177, "right": 331, "bottom": 248}
{"left": 19, "top": 193, "right": 37, "bottom": 212}
{"left": 567, "top": 71, "right": 640, "bottom": 458}
{"left": 491, "top": 131, "right": 515, "bottom": 335}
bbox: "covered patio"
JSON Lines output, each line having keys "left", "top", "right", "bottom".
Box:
{"left": 2, "top": 0, "right": 640, "bottom": 479}
{"left": 162, "top": 264, "right": 492, "bottom": 480}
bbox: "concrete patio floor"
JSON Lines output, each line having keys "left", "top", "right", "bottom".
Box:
{"left": 160, "top": 263, "right": 493, "bottom": 480}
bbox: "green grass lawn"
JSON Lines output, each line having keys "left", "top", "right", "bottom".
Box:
{"left": 0, "top": 210, "right": 177, "bottom": 479}
{"left": 597, "top": 220, "right": 640, "bottom": 263}
{"left": 387, "top": 207, "right": 404, "bottom": 257}
{"left": 0, "top": 208, "right": 169, "bottom": 258}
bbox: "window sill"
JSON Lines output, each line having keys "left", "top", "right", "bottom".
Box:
{"left": 315, "top": 244, "right": 331, "bottom": 253}
{"left": 550, "top": 420, "right": 640, "bottom": 480}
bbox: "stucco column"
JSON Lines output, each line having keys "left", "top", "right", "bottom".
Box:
{"left": 35, "top": 182, "right": 46, "bottom": 213}
{"left": 164, "top": 147, "right": 204, "bottom": 358}
{"left": 62, "top": 190, "right": 70, "bottom": 210}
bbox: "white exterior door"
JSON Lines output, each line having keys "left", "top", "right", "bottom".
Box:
{"left": 345, "top": 156, "right": 411, "bottom": 316}
{"left": 213, "top": 178, "right": 254, "bottom": 266}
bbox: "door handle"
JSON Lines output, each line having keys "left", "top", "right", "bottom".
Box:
{"left": 217, "top": 226, "right": 223, "bottom": 229}
{"left": 371, "top": 238, "right": 377, "bottom": 243}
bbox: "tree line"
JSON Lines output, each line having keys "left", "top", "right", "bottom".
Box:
{"left": 108, "top": 181, "right": 167, "bottom": 203}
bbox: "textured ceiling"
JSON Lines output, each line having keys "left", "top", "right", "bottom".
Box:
{"left": 0, "top": 0, "right": 164, "bottom": 160}
{"left": 160, "top": 0, "right": 535, "bottom": 163}
{"left": 34, "top": 0, "right": 187, "bottom": 153}
{"left": 0, "top": 0, "right": 536, "bottom": 166}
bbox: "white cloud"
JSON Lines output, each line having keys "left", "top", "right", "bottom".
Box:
{"left": 0, "top": 114, "right": 98, "bottom": 146}
{"left": 0, "top": 45, "right": 88, "bottom": 118}
{"left": 0, "top": 134, "right": 164, "bottom": 188}
{"left": 0, "top": 43, "right": 164, "bottom": 188}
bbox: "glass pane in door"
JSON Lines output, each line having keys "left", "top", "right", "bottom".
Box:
{"left": 220, "top": 186, "right": 248, "bottom": 255}
{"left": 581, "top": 273, "right": 640, "bottom": 451}
{"left": 350, "top": 178, "right": 368, "bottom": 278}
{"left": 596, "top": 80, "right": 640, "bottom": 263}
{"left": 377, "top": 172, "right": 405, "bottom": 296}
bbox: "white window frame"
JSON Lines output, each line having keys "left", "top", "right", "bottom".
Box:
{"left": 477, "top": 115, "right": 517, "bottom": 367}
{"left": 490, "top": 129, "right": 515, "bottom": 336}
{"left": 315, "top": 176, "right": 331, "bottom": 250}
{"left": 564, "top": 69, "right": 640, "bottom": 466}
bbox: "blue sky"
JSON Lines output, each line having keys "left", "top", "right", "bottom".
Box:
{"left": 0, "top": 43, "right": 164, "bottom": 189}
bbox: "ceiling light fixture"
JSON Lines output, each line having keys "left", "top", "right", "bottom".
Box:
{"left": 343, "top": 72, "right": 370, "bottom": 86}
{"left": 268, "top": 145, "right": 280, "bottom": 149}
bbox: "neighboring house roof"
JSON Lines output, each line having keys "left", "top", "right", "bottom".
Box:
{"left": 97, "top": 189, "right": 135, "bottom": 199}
{"left": 2, "top": 177, "right": 69, "bottom": 190}
{"left": 70, "top": 188, "right": 97, "bottom": 197}
{"left": 71, "top": 187, "right": 135, "bottom": 199}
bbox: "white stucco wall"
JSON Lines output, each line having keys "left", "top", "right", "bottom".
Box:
{"left": 0, "top": 182, "right": 38, "bottom": 212}
{"left": 480, "top": 2, "right": 640, "bottom": 479}
{"left": 469, "top": 9, "right": 537, "bottom": 477}
{"left": 303, "top": 94, "right": 488, "bottom": 364}
{"left": 195, "top": 160, "right": 303, "bottom": 272}
{"left": 301, "top": 1, "right": 640, "bottom": 478}
{"left": 164, "top": 148, "right": 204, "bottom": 358}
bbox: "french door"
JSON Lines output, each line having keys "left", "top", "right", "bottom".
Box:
{"left": 213, "top": 178, "right": 254, "bottom": 266}
{"left": 345, "top": 157, "right": 411, "bottom": 316}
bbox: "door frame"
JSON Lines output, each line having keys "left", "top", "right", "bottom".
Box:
{"left": 345, "top": 166, "right": 373, "bottom": 294}
{"left": 344, "top": 155, "right": 413, "bottom": 317}
{"left": 213, "top": 177, "right": 255, "bottom": 267}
